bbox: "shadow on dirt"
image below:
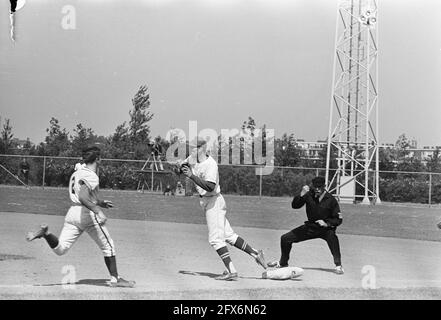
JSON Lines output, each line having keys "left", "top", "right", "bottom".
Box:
{"left": 75, "top": 279, "right": 110, "bottom": 287}
{"left": 178, "top": 270, "right": 298, "bottom": 281}
{"left": 302, "top": 267, "right": 337, "bottom": 274}
{"left": 178, "top": 270, "right": 220, "bottom": 278}
{"left": 34, "top": 279, "right": 110, "bottom": 287}
{"left": 0, "top": 254, "right": 33, "bottom": 261}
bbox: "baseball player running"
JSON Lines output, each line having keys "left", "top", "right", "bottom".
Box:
{"left": 268, "top": 176, "right": 344, "bottom": 274}
{"left": 179, "top": 138, "right": 267, "bottom": 281}
{"left": 26, "top": 146, "right": 135, "bottom": 288}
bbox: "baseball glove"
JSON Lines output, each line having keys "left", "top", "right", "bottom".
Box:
{"left": 171, "top": 162, "right": 190, "bottom": 175}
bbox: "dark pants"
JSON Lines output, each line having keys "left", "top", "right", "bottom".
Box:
{"left": 280, "top": 224, "right": 342, "bottom": 267}
{"left": 21, "top": 170, "right": 29, "bottom": 185}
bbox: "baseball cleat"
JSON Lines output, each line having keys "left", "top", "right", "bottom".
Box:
{"left": 215, "top": 272, "right": 238, "bottom": 281}
{"left": 26, "top": 224, "right": 48, "bottom": 241}
{"left": 108, "top": 277, "right": 136, "bottom": 288}
{"left": 334, "top": 265, "right": 344, "bottom": 275}
{"left": 254, "top": 250, "right": 267, "bottom": 269}
{"left": 267, "top": 260, "right": 281, "bottom": 268}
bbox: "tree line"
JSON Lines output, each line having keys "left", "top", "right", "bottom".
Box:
{"left": 1, "top": 85, "right": 440, "bottom": 203}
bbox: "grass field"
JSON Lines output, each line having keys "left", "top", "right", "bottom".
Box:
{"left": 1, "top": 185, "right": 441, "bottom": 300}
{"left": 2, "top": 185, "right": 440, "bottom": 242}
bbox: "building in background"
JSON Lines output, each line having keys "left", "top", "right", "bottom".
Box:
{"left": 296, "top": 139, "right": 439, "bottom": 165}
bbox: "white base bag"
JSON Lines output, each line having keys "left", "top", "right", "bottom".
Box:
{"left": 262, "top": 267, "right": 304, "bottom": 280}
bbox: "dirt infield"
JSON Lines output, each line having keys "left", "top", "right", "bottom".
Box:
{"left": 1, "top": 211, "right": 441, "bottom": 299}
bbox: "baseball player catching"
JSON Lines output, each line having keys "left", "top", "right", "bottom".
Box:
{"left": 26, "top": 146, "right": 135, "bottom": 288}
{"left": 178, "top": 138, "right": 267, "bottom": 281}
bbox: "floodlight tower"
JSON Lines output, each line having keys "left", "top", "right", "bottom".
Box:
{"left": 325, "top": 0, "right": 380, "bottom": 205}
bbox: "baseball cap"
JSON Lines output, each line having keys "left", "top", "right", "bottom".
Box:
{"left": 312, "top": 176, "right": 326, "bottom": 188}
{"left": 82, "top": 145, "right": 101, "bottom": 164}
{"left": 188, "top": 137, "right": 207, "bottom": 149}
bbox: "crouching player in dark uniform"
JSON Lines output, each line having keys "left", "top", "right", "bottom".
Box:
{"left": 268, "top": 176, "right": 344, "bottom": 274}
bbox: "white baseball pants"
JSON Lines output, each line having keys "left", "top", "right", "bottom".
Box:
{"left": 53, "top": 205, "right": 115, "bottom": 257}
{"left": 199, "top": 194, "right": 238, "bottom": 250}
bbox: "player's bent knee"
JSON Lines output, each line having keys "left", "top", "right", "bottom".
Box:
{"left": 281, "top": 233, "right": 297, "bottom": 244}
{"left": 209, "top": 239, "right": 226, "bottom": 251}
{"left": 324, "top": 230, "right": 337, "bottom": 239}
{"left": 53, "top": 244, "right": 69, "bottom": 256}
{"left": 225, "top": 234, "right": 238, "bottom": 246}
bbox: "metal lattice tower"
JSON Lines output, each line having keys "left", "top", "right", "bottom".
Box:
{"left": 325, "top": 0, "right": 380, "bottom": 205}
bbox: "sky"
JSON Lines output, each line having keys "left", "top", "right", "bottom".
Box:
{"left": 0, "top": 0, "right": 440, "bottom": 147}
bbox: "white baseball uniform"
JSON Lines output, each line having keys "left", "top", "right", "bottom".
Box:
{"left": 52, "top": 166, "right": 115, "bottom": 257}
{"left": 190, "top": 155, "right": 238, "bottom": 250}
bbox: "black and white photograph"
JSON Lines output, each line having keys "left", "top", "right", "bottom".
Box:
{"left": 1, "top": 0, "right": 441, "bottom": 305}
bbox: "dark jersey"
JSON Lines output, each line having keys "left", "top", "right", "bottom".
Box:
{"left": 20, "top": 162, "right": 30, "bottom": 172}
{"left": 291, "top": 191, "right": 343, "bottom": 228}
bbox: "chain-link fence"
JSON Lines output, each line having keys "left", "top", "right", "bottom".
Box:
{"left": 378, "top": 170, "right": 441, "bottom": 204}
{"left": 0, "top": 154, "right": 191, "bottom": 194}
{"left": 0, "top": 154, "right": 440, "bottom": 204}
{"left": 217, "top": 165, "right": 324, "bottom": 197}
